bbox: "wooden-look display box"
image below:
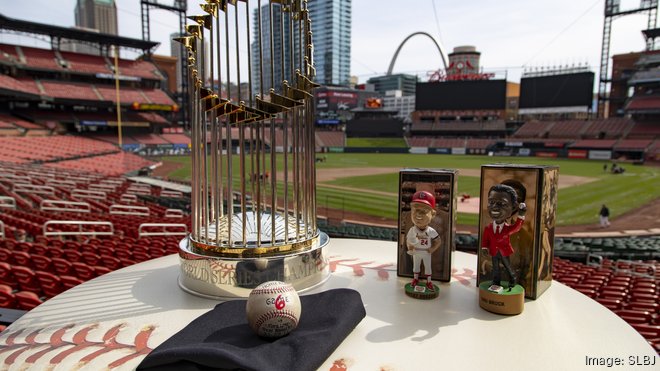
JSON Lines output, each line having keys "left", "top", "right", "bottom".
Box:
{"left": 477, "top": 164, "right": 559, "bottom": 299}
{"left": 397, "top": 169, "right": 457, "bottom": 282}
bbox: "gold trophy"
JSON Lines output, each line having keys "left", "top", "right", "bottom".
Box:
{"left": 176, "top": 0, "right": 329, "bottom": 298}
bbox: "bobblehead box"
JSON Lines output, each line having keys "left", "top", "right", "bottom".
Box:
{"left": 477, "top": 164, "right": 559, "bottom": 299}
{"left": 397, "top": 169, "right": 457, "bottom": 282}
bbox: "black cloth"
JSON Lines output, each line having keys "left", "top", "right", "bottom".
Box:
{"left": 137, "top": 289, "right": 366, "bottom": 371}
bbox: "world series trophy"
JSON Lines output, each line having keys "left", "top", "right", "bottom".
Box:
{"left": 176, "top": 0, "right": 329, "bottom": 298}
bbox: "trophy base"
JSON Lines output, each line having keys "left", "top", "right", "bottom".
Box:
{"left": 478, "top": 281, "right": 524, "bottom": 315}
{"left": 178, "top": 232, "right": 330, "bottom": 299}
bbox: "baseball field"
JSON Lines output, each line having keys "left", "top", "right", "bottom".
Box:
{"left": 154, "top": 153, "right": 660, "bottom": 230}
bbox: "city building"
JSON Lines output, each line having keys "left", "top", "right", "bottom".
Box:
{"left": 65, "top": 0, "right": 118, "bottom": 55}
{"left": 446, "top": 45, "right": 480, "bottom": 77}
{"left": 367, "top": 74, "right": 417, "bottom": 96}
{"left": 250, "top": 3, "right": 300, "bottom": 95}
{"left": 381, "top": 90, "right": 415, "bottom": 123}
{"left": 307, "top": 0, "right": 351, "bottom": 86}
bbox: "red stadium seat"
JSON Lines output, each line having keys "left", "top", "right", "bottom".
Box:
{"left": 0, "top": 288, "right": 17, "bottom": 309}
{"left": 81, "top": 251, "right": 101, "bottom": 266}
{"left": 11, "top": 266, "right": 41, "bottom": 294}
{"left": 615, "top": 309, "right": 654, "bottom": 325}
{"left": 596, "top": 298, "right": 624, "bottom": 311}
{"left": 63, "top": 249, "right": 82, "bottom": 263}
{"left": 51, "top": 257, "right": 73, "bottom": 276}
{"left": 132, "top": 250, "right": 151, "bottom": 262}
{"left": 119, "top": 258, "right": 137, "bottom": 268}
{"left": 0, "top": 262, "right": 18, "bottom": 289}
{"left": 35, "top": 271, "right": 64, "bottom": 298}
{"left": 14, "top": 242, "right": 32, "bottom": 253}
{"left": 94, "top": 266, "right": 112, "bottom": 276}
{"left": 31, "top": 243, "right": 48, "bottom": 256}
{"left": 11, "top": 251, "right": 32, "bottom": 268}
{"left": 60, "top": 275, "right": 83, "bottom": 290}
{"left": 71, "top": 262, "right": 97, "bottom": 281}
{"left": 100, "top": 255, "right": 122, "bottom": 270}
{"left": 47, "top": 246, "right": 65, "bottom": 259}
{"left": 96, "top": 245, "right": 115, "bottom": 256}
{"left": 31, "top": 254, "right": 53, "bottom": 271}
{"left": 0, "top": 248, "right": 12, "bottom": 263}
{"left": 14, "top": 291, "right": 43, "bottom": 310}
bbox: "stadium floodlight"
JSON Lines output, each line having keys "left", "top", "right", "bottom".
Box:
{"left": 176, "top": 0, "right": 329, "bottom": 299}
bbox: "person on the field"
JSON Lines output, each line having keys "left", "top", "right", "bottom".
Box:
{"left": 599, "top": 204, "right": 610, "bottom": 228}
{"left": 481, "top": 184, "right": 526, "bottom": 292}
{"left": 406, "top": 190, "right": 441, "bottom": 291}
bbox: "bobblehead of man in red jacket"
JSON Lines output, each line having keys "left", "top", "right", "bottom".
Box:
{"left": 481, "top": 184, "right": 527, "bottom": 292}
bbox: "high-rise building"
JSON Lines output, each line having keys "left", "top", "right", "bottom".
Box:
{"left": 66, "top": 0, "right": 118, "bottom": 55}
{"left": 308, "top": 0, "right": 351, "bottom": 86}
{"left": 250, "top": 0, "right": 351, "bottom": 92}
{"left": 367, "top": 74, "right": 418, "bottom": 96}
{"left": 250, "top": 3, "right": 301, "bottom": 95}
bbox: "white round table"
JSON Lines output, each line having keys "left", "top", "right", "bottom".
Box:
{"left": 0, "top": 238, "right": 656, "bottom": 370}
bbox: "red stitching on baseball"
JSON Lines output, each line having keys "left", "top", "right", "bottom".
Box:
{"left": 253, "top": 310, "right": 299, "bottom": 330}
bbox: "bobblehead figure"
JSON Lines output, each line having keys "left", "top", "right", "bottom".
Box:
{"left": 404, "top": 190, "right": 440, "bottom": 299}
{"left": 481, "top": 184, "right": 527, "bottom": 293}
{"left": 478, "top": 183, "right": 527, "bottom": 314}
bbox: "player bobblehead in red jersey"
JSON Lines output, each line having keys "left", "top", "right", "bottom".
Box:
{"left": 481, "top": 184, "right": 527, "bottom": 292}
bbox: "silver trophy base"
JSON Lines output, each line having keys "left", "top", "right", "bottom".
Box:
{"left": 178, "top": 232, "right": 330, "bottom": 299}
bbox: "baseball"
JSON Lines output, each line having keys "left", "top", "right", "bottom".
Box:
{"left": 246, "top": 281, "right": 301, "bottom": 338}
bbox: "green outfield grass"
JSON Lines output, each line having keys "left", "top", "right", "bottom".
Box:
{"left": 345, "top": 137, "right": 407, "bottom": 147}
{"left": 157, "top": 153, "right": 660, "bottom": 227}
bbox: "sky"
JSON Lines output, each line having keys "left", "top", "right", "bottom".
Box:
{"left": 0, "top": 0, "right": 654, "bottom": 86}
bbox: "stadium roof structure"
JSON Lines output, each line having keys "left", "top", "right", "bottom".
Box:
{"left": 642, "top": 28, "right": 660, "bottom": 41}
{"left": 0, "top": 13, "right": 159, "bottom": 53}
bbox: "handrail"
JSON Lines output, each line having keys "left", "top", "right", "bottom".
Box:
{"left": 164, "top": 209, "right": 185, "bottom": 218}
{"left": 0, "top": 196, "right": 16, "bottom": 209}
{"left": 89, "top": 184, "right": 117, "bottom": 192}
{"left": 0, "top": 175, "right": 31, "bottom": 183}
{"left": 109, "top": 204, "right": 150, "bottom": 216}
{"left": 41, "top": 200, "right": 91, "bottom": 213}
{"left": 100, "top": 179, "right": 124, "bottom": 186}
{"left": 161, "top": 189, "right": 183, "bottom": 198}
{"left": 46, "top": 179, "right": 77, "bottom": 188}
{"left": 14, "top": 184, "right": 55, "bottom": 195}
{"left": 585, "top": 253, "right": 603, "bottom": 267}
{"left": 71, "top": 189, "right": 107, "bottom": 200}
{"left": 126, "top": 188, "right": 151, "bottom": 196}
{"left": 138, "top": 223, "right": 188, "bottom": 237}
{"left": 43, "top": 220, "right": 114, "bottom": 237}
{"left": 120, "top": 194, "right": 138, "bottom": 203}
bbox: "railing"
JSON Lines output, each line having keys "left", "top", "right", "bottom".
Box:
{"left": 13, "top": 184, "right": 55, "bottom": 195}
{"left": 126, "top": 187, "right": 151, "bottom": 196}
{"left": 71, "top": 189, "right": 107, "bottom": 200}
{"left": 0, "top": 175, "right": 31, "bottom": 183}
{"left": 615, "top": 259, "right": 657, "bottom": 279}
{"left": 164, "top": 209, "right": 184, "bottom": 218}
{"left": 120, "top": 194, "right": 138, "bottom": 203}
{"left": 46, "top": 179, "right": 77, "bottom": 188}
{"left": 160, "top": 189, "right": 183, "bottom": 198}
{"left": 43, "top": 220, "right": 114, "bottom": 237}
{"left": 100, "top": 179, "right": 124, "bottom": 186}
{"left": 0, "top": 196, "right": 16, "bottom": 209}
{"left": 89, "top": 184, "right": 116, "bottom": 192}
{"left": 40, "top": 200, "right": 91, "bottom": 213}
{"left": 109, "top": 204, "right": 150, "bottom": 216}
{"left": 138, "top": 223, "right": 187, "bottom": 238}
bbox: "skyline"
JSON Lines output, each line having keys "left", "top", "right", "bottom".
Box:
{"left": 0, "top": 0, "right": 655, "bottom": 86}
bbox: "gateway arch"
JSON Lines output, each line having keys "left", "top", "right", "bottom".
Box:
{"left": 387, "top": 31, "right": 448, "bottom": 75}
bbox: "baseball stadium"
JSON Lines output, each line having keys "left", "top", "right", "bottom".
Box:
{"left": 0, "top": 0, "right": 659, "bottom": 367}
